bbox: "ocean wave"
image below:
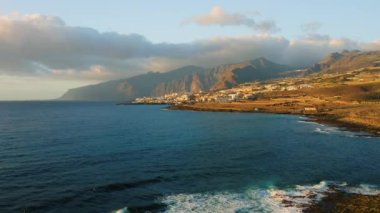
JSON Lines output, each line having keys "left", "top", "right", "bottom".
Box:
{"left": 158, "top": 181, "right": 380, "bottom": 213}
{"left": 313, "top": 126, "right": 359, "bottom": 138}
{"left": 299, "top": 119, "right": 376, "bottom": 138}
{"left": 345, "top": 184, "right": 380, "bottom": 195}
{"left": 112, "top": 207, "right": 129, "bottom": 213}
{"left": 312, "top": 126, "right": 376, "bottom": 138}
{"left": 313, "top": 127, "right": 335, "bottom": 134}
{"left": 162, "top": 191, "right": 270, "bottom": 213}
{"left": 297, "top": 119, "right": 346, "bottom": 135}
{"left": 93, "top": 177, "right": 162, "bottom": 193}
{"left": 297, "top": 120, "right": 313, "bottom": 124}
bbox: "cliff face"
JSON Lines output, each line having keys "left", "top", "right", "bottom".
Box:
{"left": 59, "top": 58, "right": 292, "bottom": 101}
{"left": 60, "top": 65, "right": 205, "bottom": 101}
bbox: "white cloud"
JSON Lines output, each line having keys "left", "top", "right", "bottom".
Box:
{"left": 187, "top": 6, "right": 255, "bottom": 27}
{"left": 283, "top": 35, "right": 360, "bottom": 66}
{"left": 0, "top": 13, "right": 379, "bottom": 81}
{"left": 0, "top": 13, "right": 184, "bottom": 78}
{"left": 184, "top": 6, "right": 280, "bottom": 33}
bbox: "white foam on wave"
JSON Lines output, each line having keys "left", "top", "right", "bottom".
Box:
{"left": 345, "top": 184, "right": 380, "bottom": 195}
{"left": 263, "top": 181, "right": 349, "bottom": 212}
{"left": 161, "top": 182, "right": 332, "bottom": 213}
{"left": 297, "top": 118, "right": 342, "bottom": 135}
{"left": 299, "top": 119, "right": 375, "bottom": 138}
{"left": 297, "top": 120, "right": 312, "bottom": 124}
{"left": 162, "top": 190, "right": 273, "bottom": 213}
{"left": 112, "top": 207, "right": 129, "bottom": 213}
{"left": 313, "top": 126, "right": 375, "bottom": 138}
{"left": 160, "top": 181, "right": 380, "bottom": 213}
{"left": 111, "top": 181, "right": 380, "bottom": 213}
{"left": 313, "top": 127, "right": 338, "bottom": 134}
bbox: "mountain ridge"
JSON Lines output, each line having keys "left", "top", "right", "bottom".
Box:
{"left": 59, "top": 57, "right": 292, "bottom": 101}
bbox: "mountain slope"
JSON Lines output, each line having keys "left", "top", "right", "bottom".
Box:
{"left": 59, "top": 58, "right": 291, "bottom": 101}
{"left": 307, "top": 50, "right": 380, "bottom": 74}
{"left": 208, "top": 57, "right": 292, "bottom": 90}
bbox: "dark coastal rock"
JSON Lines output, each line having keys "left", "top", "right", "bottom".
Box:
{"left": 304, "top": 191, "right": 380, "bottom": 213}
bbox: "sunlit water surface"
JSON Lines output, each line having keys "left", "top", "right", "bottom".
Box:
{"left": 0, "top": 102, "right": 379, "bottom": 212}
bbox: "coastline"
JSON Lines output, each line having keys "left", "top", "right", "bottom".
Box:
{"left": 168, "top": 101, "right": 380, "bottom": 137}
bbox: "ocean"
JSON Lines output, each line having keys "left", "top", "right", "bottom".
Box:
{"left": 0, "top": 101, "right": 379, "bottom": 212}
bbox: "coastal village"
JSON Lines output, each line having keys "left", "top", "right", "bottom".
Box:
{"left": 133, "top": 80, "right": 313, "bottom": 104}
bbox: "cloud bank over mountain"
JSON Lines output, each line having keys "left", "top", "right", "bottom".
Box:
{"left": 0, "top": 13, "right": 379, "bottom": 80}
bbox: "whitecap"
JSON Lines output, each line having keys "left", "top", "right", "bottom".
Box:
{"left": 161, "top": 182, "right": 332, "bottom": 213}
{"left": 112, "top": 207, "right": 129, "bottom": 213}
{"left": 314, "top": 127, "right": 332, "bottom": 134}
{"left": 111, "top": 182, "right": 380, "bottom": 213}
{"left": 162, "top": 190, "right": 273, "bottom": 213}
{"left": 345, "top": 184, "right": 380, "bottom": 195}
{"left": 160, "top": 181, "right": 380, "bottom": 213}
{"left": 297, "top": 120, "right": 312, "bottom": 124}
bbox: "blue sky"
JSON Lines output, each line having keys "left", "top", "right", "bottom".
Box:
{"left": 0, "top": 0, "right": 379, "bottom": 100}
{"left": 1, "top": 0, "right": 379, "bottom": 42}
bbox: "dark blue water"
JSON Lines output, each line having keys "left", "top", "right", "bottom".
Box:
{"left": 0, "top": 102, "right": 379, "bottom": 212}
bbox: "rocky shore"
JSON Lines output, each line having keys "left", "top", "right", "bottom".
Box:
{"left": 168, "top": 101, "right": 380, "bottom": 136}
{"left": 304, "top": 191, "right": 380, "bottom": 213}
